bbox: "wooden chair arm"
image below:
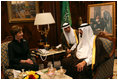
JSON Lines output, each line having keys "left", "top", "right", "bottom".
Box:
{"left": 109, "top": 37, "right": 116, "bottom": 57}
{"left": 1, "top": 64, "right": 5, "bottom": 79}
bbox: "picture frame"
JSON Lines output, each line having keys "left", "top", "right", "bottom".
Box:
{"left": 7, "top": 1, "right": 39, "bottom": 23}
{"left": 87, "top": 2, "right": 116, "bottom": 37}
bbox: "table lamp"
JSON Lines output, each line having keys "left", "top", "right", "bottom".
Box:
{"left": 34, "top": 12, "right": 55, "bottom": 48}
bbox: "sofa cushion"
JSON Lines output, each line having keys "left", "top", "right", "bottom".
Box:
{"left": 1, "top": 41, "right": 11, "bottom": 72}
{"left": 4, "top": 69, "right": 14, "bottom": 79}
{"left": 99, "top": 38, "right": 113, "bottom": 55}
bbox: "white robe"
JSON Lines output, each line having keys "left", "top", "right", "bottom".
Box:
{"left": 62, "top": 27, "right": 77, "bottom": 50}
{"left": 76, "top": 23, "right": 95, "bottom": 66}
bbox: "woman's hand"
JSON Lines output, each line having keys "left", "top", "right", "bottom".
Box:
{"left": 20, "top": 59, "right": 33, "bottom": 64}
{"left": 25, "top": 59, "right": 33, "bottom": 64}
{"left": 20, "top": 60, "right": 26, "bottom": 63}
{"left": 75, "top": 61, "right": 86, "bottom": 72}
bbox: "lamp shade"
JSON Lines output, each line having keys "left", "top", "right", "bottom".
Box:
{"left": 34, "top": 12, "right": 55, "bottom": 25}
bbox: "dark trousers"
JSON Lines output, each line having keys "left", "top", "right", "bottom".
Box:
{"left": 61, "top": 55, "right": 92, "bottom": 79}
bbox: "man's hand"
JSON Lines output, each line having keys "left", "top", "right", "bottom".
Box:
{"left": 75, "top": 61, "right": 86, "bottom": 72}
{"left": 66, "top": 54, "right": 71, "bottom": 57}
{"left": 66, "top": 49, "right": 71, "bottom": 54}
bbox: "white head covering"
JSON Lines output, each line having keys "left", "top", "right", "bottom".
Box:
{"left": 62, "top": 23, "right": 70, "bottom": 29}
{"left": 76, "top": 23, "right": 95, "bottom": 65}
{"left": 62, "top": 23, "right": 76, "bottom": 44}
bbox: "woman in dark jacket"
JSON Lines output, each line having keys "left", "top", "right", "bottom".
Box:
{"left": 8, "top": 25, "right": 39, "bottom": 71}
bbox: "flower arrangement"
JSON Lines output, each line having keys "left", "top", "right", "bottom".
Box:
{"left": 24, "top": 71, "right": 40, "bottom": 79}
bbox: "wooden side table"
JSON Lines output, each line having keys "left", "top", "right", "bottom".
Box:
{"left": 35, "top": 49, "right": 65, "bottom": 68}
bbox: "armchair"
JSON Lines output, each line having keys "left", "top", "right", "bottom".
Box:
{"left": 93, "top": 32, "right": 116, "bottom": 79}
{"left": 1, "top": 41, "right": 14, "bottom": 79}
{"left": 1, "top": 36, "right": 37, "bottom": 79}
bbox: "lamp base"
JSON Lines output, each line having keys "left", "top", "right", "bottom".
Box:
{"left": 37, "top": 41, "right": 45, "bottom": 49}
{"left": 44, "top": 43, "right": 50, "bottom": 50}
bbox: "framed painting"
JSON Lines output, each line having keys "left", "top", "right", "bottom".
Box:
{"left": 7, "top": 1, "right": 39, "bottom": 23}
{"left": 87, "top": 2, "right": 116, "bottom": 37}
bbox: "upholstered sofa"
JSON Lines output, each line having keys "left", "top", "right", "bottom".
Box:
{"left": 92, "top": 33, "right": 116, "bottom": 79}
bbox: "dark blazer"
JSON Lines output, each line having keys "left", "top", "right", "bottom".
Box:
{"left": 8, "top": 39, "right": 38, "bottom": 71}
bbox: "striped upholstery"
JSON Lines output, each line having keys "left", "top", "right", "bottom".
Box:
{"left": 1, "top": 41, "right": 14, "bottom": 79}
{"left": 94, "top": 38, "right": 114, "bottom": 79}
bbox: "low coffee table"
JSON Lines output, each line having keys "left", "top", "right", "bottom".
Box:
{"left": 14, "top": 68, "right": 72, "bottom": 79}
{"left": 36, "top": 68, "right": 72, "bottom": 79}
